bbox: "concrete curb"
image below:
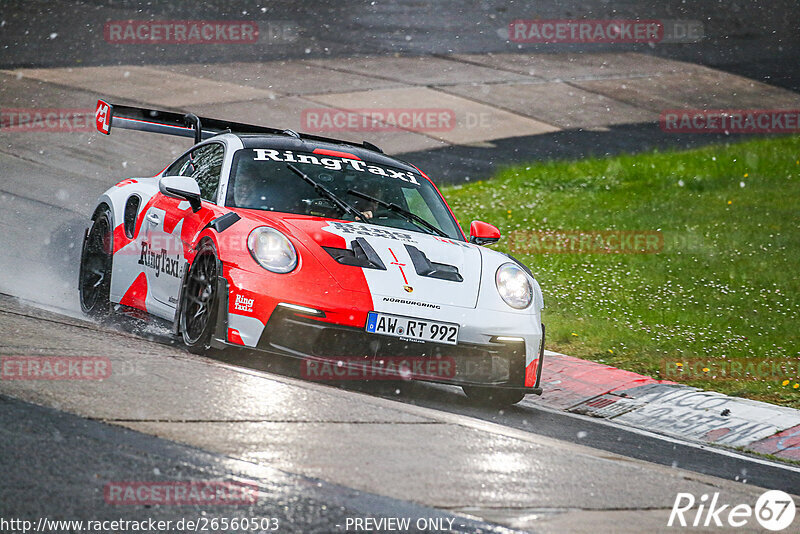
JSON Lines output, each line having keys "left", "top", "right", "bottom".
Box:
{"left": 539, "top": 350, "right": 800, "bottom": 461}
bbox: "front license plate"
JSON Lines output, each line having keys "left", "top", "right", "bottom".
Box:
{"left": 366, "top": 312, "right": 459, "bottom": 345}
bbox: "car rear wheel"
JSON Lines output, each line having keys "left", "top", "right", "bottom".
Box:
{"left": 180, "top": 243, "right": 219, "bottom": 353}
{"left": 462, "top": 386, "right": 525, "bottom": 407}
{"left": 79, "top": 207, "right": 113, "bottom": 317}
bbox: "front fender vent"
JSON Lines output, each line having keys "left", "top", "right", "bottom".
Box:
{"left": 123, "top": 194, "right": 141, "bottom": 239}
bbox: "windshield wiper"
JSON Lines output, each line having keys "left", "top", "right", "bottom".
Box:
{"left": 347, "top": 188, "right": 449, "bottom": 238}
{"left": 286, "top": 164, "right": 369, "bottom": 223}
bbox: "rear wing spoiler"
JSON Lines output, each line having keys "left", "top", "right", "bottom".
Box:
{"left": 94, "top": 99, "right": 383, "bottom": 153}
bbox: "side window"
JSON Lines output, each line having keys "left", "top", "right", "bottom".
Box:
{"left": 163, "top": 152, "right": 192, "bottom": 177}
{"left": 190, "top": 144, "right": 224, "bottom": 202}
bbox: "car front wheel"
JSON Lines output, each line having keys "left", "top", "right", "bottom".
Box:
{"left": 79, "top": 207, "right": 113, "bottom": 317}
{"left": 180, "top": 243, "right": 219, "bottom": 353}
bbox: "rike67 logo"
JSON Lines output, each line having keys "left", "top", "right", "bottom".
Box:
{"left": 669, "top": 490, "right": 796, "bottom": 531}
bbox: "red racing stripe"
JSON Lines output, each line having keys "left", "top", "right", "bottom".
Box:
{"left": 227, "top": 328, "right": 245, "bottom": 345}
{"left": 312, "top": 148, "right": 361, "bottom": 160}
{"left": 525, "top": 360, "right": 538, "bottom": 388}
{"left": 119, "top": 272, "right": 148, "bottom": 312}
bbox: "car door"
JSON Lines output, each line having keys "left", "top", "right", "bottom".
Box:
{"left": 145, "top": 142, "right": 225, "bottom": 311}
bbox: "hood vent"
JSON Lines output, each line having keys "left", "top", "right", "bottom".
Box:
{"left": 404, "top": 244, "right": 463, "bottom": 282}
{"left": 323, "top": 237, "right": 386, "bottom": 270}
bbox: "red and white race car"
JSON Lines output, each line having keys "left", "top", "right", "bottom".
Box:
{"left": 80, "top": 100, "right": 544, "bottom": 405}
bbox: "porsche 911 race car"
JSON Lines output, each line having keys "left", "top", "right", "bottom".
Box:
{"left": 80, "top": 99, "right": 545, "bottom": 405}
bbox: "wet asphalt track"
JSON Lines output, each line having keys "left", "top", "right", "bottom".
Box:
{"left": 1, "top": 293, "right": 798, "bottom": 532}
{"left": 2, "top": 0, "right": 798, "bottom": 91}
{"left": 0, "top": 395, "right": 516, "bottom": 534}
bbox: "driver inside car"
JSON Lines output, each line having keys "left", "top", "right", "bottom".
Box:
{"left": 351, "top": 180, "right": 384, "bottom": 219}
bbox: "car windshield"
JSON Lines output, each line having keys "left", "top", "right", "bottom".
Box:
{"left": 227, "top": 148, "right": 464, "bottom": 240}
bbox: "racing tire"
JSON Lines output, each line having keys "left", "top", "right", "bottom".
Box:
{"left": 462, "top": 386, "right": 525, "bottom": 407}
{"left": 180, "top": 243, "right": 219, "bottom": 354}
{"left": 79, "top": 206, "right": 113, "bottom": 317}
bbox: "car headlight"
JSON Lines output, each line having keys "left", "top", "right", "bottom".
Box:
{"left": 495, "top": 263, "right": 532, "bottom": 309}
{"left": 247, "top": 227, "right": 297, "bottom": 273}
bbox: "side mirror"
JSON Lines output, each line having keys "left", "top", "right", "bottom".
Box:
{"left": 159, "top": 176, "right": 202, "bottom": 212}
{"left": 469, "top": 220, "right": 501, "bottom": 245}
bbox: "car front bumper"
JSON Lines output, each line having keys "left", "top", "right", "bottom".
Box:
{"left": 208, "top": 273, "right": 544, "bottom": 394}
